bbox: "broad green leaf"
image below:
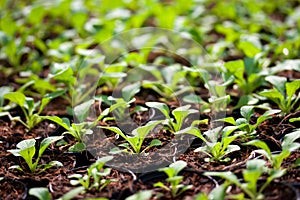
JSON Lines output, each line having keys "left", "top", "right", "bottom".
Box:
{"left": 238, "top": 41, "right": 261, "bottom": 57}
{"left": 122, "top": 82, "right": 141, "bottom": 101}
{"left": 29, "top": 187, "right": 51, "bottom": 200}
{"left": 224, "top": 144, "right": 240, "bottom": 156}
{"left": 169, "top": 160, "right": 187, "bottom": 175}
{"left": 286, "top": 80, "right": 300, "bottom": 99}
{"left": 59, "top": 186, "right": 85, "bottom": 200}
{"left": 204, "top": 171, "right": 240, "bottom": 186}
{"left": 74, "top": 99, "right": 95, "bottom": 122}
{"left": 16, "top": 138, "right": 36, "bottom": 150}
{"left": 39, "top": 136, "right": 63, "bottom": 158}
{"left": 148, "top": 139, "right": 162, "bottom": 148}
{"left": 281, "top": 130, "right": 300, "bottom": 151}
{"left": 175, "top": 127, "right": 207, "bottom": 142}
{"left": 154, "top": 182, "right": 170, "bottom": 191}
{"left": 145, "top": 102, "right": 170, "bottom": 119}
{"left": 224, "top": 60, "right": 244, "bottom": 81}
{"left": 218, "top": 117, "right": 236, "bottom": 125}
{"left": 265, "top": 76, "right": 287, "bottom": 95}
{"left": 256, "top": 109, "right": 281, "bottom": 126}
{"left": 41, "top": 116, "right": 71, "bottom": 131}
{"left": 134, "top": 120, "right": 162, "bottom": 138}
{"left": 259, "top": 89, "right": 284, "bottom": 104}
{"left": 240, "top": 106, "right": 254, "bottom": 121}
{"left": 4, "top": 92, "right": 26, "bottom": 107}
{"left": 207, "top": 184, "right": 227, "bottom": 200}
{"left": 125, "top": 190, "right": 152, "bottom": 200}
{"left": 68, "top": 142, "right": 86, "bottom": 152}
{"left": 183, "top": 94, "right": 202, "bottom": 104}
{"left": 245, "top": 140, "right": 271, "bottom": 156}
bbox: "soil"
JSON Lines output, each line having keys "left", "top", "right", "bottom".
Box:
{"left": 0, "top": 70, "right": 299, "bottom": 199}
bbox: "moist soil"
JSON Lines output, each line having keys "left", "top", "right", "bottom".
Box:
{"left": 0, "top": 70, "right": 299, "bottom": 199}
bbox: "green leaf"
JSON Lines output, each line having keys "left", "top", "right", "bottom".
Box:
{"left": 286, "top": 80, "right": 300, "bottom": 99}
{"left": 145, "top": 102, "right": 170, "bottom": 119}
{"left": 59, "top": 186, "right": 85, "bottom": 200}
{"left": 265, "top": 76, "right": 287, "bottom": 95}
{"left": 245, "top": 140, "right": 271, "bottom": 156}
{"left": 154, "top": 182, "right": 170, "bottom": 191}
{"left": 240, "top": 106, "right": 254, "bottom": 121}
{"left": 208, "top": 184, "right": 227, "bottom": 200}
{"left": 238, "top": 41, "right": 261, "bottom": 57}
{"left": 4, "top": 92, "right": 26, "bottom": 107}
{"left": 281, "top": 130, "right": 300, "bottom": 152}
{"left": 29, "top": 187, "right": 51, "bottom": 200}
{"left": 74, "top": 99, "right": 95, "bottom": 122}
{"left": 256, "top": 109, "right": 281, "bottom": 126}
{"left": 204, "top": 171, "right": 240, "bottom": 186}
{"left": 125, "top": 190, "right": 152, "bottom": 200}
{"left": 41, "top": 116, "right": 71, "bottom": 131}
{"left": 175, "top": 127, "right": 207, "bottom": 142}
{"left": 68, "top": 142, "right": 86, "bottom": 152}
{"left": 224, "top": 60, "right": 244, "bottom": 81}
{"left": 39, "top": 136, "right": 63, "bottom": 158}
{"left": 169, "top": 160, "right": 187, "bottom": 176}
{"left": 122, "top": 82, "right": 141, "bottom": 101}
{"left": 148, "top": 139, "right": 162, "bottom": 148}
{"left": 183, "top": 94, "right": 202, "bottom": 104}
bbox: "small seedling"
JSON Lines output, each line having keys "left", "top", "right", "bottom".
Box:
{"left": 154, "top": 160, "right": 192, "bottom": 197}
{"left": 145, "top": 102, "right": 198, "bottom": 133}
{"left": 220, "top": 106, "right": 280, "bottom": 138}
{"left": 259, "top": 76, "right": 300, "bottom": 115}
{"left": 3, "top": 90, "right": 65, "bottom": 130}
{"left": 8, "top": 136, "right": 63, "bottom": 173}
{"left": 177, "top": 126, "right": 244, "bottom": 162}
{"left": 205, "top": 159, "right": 286, "bottom": 200}
{"left": 245, "top": 129, "right": 300, "bottom": 170}
{"left": 99, "top": 120, "right": 163, "bottom": 154}
{"left": 68, "top": 156, "right": 113, "bottom": 192}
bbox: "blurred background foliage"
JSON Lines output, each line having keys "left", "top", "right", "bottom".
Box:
{"left": 0, "top": 0, "right": 300, "bottom": 73}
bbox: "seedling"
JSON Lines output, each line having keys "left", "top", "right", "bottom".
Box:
{"left": 245, "top": 129, "right": 300, "bottom": 170}
{"left": 259, "top": 76, "right": 300, "bottom": 115}
{"left": 3, "top": 90, "right": 65, "bottom": 130}
{"left": 145, "top": 102, "right": 198, "bottom": 133}
{"left": 68, "top": 156, "right": 113, "bottom": 191}
{"left": 220, "top": 106, "right": 280, "bottom": 138}
{"left": 8, "top": 136, "right": 63, "bottom": 173}
{"left": 177, "top": 126, "right": 244, "bottom": 162}
{"left": 42, "top": 99, "right": 110, "bottom": 151}
{"left": 223, "top": 58, "right": 266, "bottom": 95}
{"left": 205, "top": 159, "right": 286, "bottom": 200}
{"left": 154, "top": 160, "right": 192, "bottom": 197}
{"left": 99, "top": 120, "right": 163, "bottom": 154}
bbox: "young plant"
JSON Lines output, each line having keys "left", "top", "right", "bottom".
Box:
{"left": 8, "top": 136, "right": 63, "bottom": 173}
{"left": 205, "top": 159, "right": 286, "bottom": 200}
{"left": 3, "top": 90, "right": 65, "bottom": 130}
{"left": 145, "top": 102, "right": 198, "bottom": 133}
{"left": 259, "top": 76, "right": 300, "bottom": 115}
{"left": 99, "top": 120, "right": 163, "bottom": 154}
{"left": 183, "top": 77, "right": 231, "bottom": 113}
{"left": 245, "top": 129, "right": 300, "bottom": 170}
{"left": 68, "top": 156, "right": 113, "bottom": 192}
{"left": 220, "top": 106, "right": 280, "bottom": 138}
{"left": 42, "top": 99, "right": 110, "bottom": 151}
{"left": 177, "top": 126, "right": 244, "bottom": 162}
{"left": 154, "top": 160, "right": 192, "bottom": 197}
{"left": 223, "top": 58, "right": 266, "bottom": 95}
